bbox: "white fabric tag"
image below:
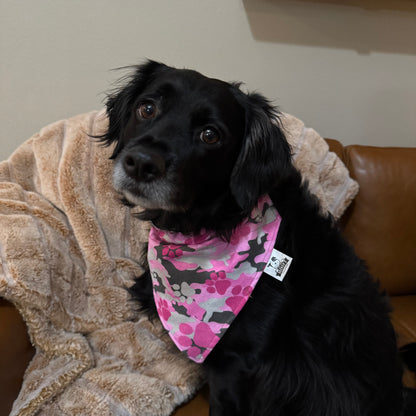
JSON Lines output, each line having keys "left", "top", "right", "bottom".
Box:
{"left": 264, "top": 248, "right": 293, "bottom": 281}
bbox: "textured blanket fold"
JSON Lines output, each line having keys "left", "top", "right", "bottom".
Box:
{"left": 0, "top": 110, "right": 358, "bottom": 415}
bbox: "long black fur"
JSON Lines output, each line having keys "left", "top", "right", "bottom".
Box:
{"left": 99, "top": 60, "right": 414, "bottom": 415}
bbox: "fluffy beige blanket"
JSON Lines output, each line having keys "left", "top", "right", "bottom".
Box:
{"left": 0, "top": 110, "right": 358, "bottom": 416}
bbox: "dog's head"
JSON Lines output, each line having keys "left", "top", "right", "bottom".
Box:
{"left": 101, "top": 61, "right": 291, "bottom": 227}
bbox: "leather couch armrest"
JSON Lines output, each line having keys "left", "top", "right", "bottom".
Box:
{"left": 0, "top": 298, "right": 35, "bottom": 416}
{"left": 325, "top": 138, "right": 344, "bottom": 160}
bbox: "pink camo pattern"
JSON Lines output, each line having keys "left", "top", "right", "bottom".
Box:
{"left": 148, "top": 195, "right": 281, "bottom": 363}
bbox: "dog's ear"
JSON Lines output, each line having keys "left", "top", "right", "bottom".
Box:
{"left": 98, "top": 60, "right": 166, "bottom": 159}
{"left": 230, "top": 91, "right": 292, "bottom": 211}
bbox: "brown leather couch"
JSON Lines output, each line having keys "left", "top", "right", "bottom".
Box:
{"left": 1, "top": 140, "right": 415, "bottom": 416}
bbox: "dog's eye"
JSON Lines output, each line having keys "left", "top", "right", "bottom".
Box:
{"left": 200, "top": 128, "right": 220, "bottom": 145}
{"left": 138, "top": 102, "right": 157, "bottom": 119}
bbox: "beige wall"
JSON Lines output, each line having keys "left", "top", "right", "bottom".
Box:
{"left": 1, "top": 0, "right": 415, "bottom": 161}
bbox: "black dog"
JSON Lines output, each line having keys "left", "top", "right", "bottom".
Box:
{"left": 99, "top": 61, "right": 411, "bottom": 415}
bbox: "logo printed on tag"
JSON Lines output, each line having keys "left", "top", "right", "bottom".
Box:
{"left": 264, "top": 248, "right": 293, "bottom": 281}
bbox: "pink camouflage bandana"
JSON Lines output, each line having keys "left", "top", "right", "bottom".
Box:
{"left": 148, "top": 195, "right": 281, "bottom": 363}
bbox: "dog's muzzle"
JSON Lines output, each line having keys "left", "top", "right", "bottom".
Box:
{"left": 113, "top": 146, "right": 179, "bottom": 211}
{"left": 122, "top": 147, "right": 166, "bottom": 183}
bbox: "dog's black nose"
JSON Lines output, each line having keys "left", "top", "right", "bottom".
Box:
{"left": 123, "top": 150, "right": 166, "bottom": 182}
